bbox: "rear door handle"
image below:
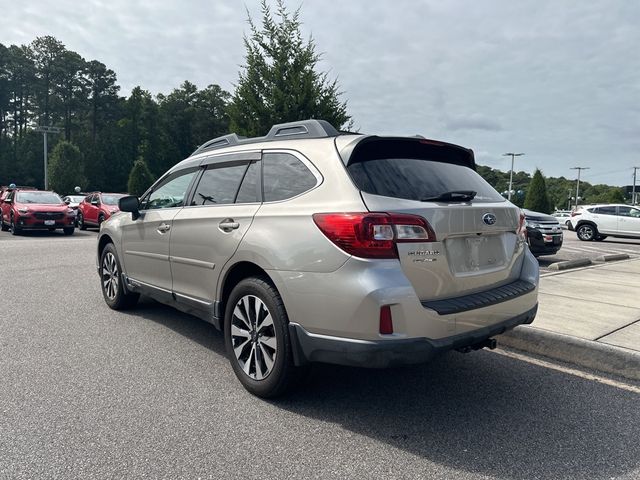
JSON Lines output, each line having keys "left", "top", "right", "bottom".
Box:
{"left": 157, "top": 222, "right": 171, "bottom": 233}
{"left": 219, "top": 219, "right": 240, "bottom": 232}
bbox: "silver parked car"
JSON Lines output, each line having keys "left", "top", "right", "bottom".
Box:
{"left": 97, "top": 119, "right": 539, "bottom": 397}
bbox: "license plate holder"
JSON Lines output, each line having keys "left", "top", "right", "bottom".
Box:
{"left": 44, "top": 220, "right": 55, "bottom": 226}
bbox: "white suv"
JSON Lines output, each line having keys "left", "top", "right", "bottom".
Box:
{"left": 571, "top": 203, "right": 640, "bottom": 241}
{"left": 98, "top": 119, "right": 539, "bottom": 397}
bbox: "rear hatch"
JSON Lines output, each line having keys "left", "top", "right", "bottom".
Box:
{"left": 339, "top": 136, "right": 524, "bottom": 301}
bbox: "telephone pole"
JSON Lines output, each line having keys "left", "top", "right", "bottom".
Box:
{"left": 633, "top": 167, "right": 639, "bottom": 205}
{"left": 570, "top": 167, "right": 590, "bottom": 208}
{"left": 502, "top": 152, "right": 525, "bottom": 201}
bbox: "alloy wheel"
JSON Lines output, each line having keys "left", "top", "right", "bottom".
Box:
{"left": 578, "top": 224, "right": 595, "bottom": 241}
{"left": 101, "top": 251, "right": 119, "bottom": 300}
{"left": 230, "top": 295, "right": 278, "bottom": 380}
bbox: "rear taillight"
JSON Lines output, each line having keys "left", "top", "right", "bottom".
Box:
{"left": 517, "top": 211, "right": 527, "bottom": 240}
{"left": 312, "top": 212, "right": 436, "bottom": 259}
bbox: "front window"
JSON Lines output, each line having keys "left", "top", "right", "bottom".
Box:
{"left": 618, "top": 206, "right": 640, "bottom": 218}
{"left": 16, "top": 191, "right": 62, "bottom": 204}
{"left": 142, "top": 170, "right": 197, "bottom": 210}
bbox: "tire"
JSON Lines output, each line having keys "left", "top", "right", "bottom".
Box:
{"left": 99, "top": 243, "right": 139, "bottom": 310}
{"left": 1, "top": 220, "right": 8, "bottom": 232}
{"left": 10, "top": 216, "right": 21, "bottom": 236}
{"left": 78, "top": 212, "right": 86, "bottom": 230}
{"left": 576, "top": 223, "right": 597, "bottom": 241}
{"left": 224, "top": 276, "right": 304, "bottom": 398}
{"left": 63, "top": 227, "right": 74, "bottom": 235}
{"left": 98, "top": 214, "right": 105, "bottom": 226}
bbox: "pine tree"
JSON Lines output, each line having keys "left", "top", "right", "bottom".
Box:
{"left": 524, "top": 169, "right": 552, "bottom": 213}
{"left": 127, "top": 157, "right": 154, "bottom": 196}
{"left": 48, "top": 140, "right": 87, "bottom": 194}
{"left": 228, "top": 0, "right": 351, "bottom": 136}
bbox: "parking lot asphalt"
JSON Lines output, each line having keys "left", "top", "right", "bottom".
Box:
{"left": 1, "top": 233, "right": 640, "bottom": 479}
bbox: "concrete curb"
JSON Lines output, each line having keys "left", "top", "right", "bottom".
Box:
{"left": 547, "top": 254, "right": 632, "bottom": 271}
{"left": 498, "top": 326, "right": 640, "bottom": 382}
{"left": 547, "top": 258, "right": 592, "bottom": 270}
{"left": 593, "top": 253, "right": 630, "bottom": 262}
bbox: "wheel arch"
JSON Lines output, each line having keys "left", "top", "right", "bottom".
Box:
{"left": 219, "top": 261, "right": 279, "bottom": 327}
{"left": 576, "top": 220, "right": 597, "bottom": 229}
{"left": 98, "top": 233, "right": 114, "bottom": 258}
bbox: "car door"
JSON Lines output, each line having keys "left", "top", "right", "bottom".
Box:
{"left": 86, "top": 194, "right": 100, "bottom": 224}
{"left": 617, "top": 206, "right": 640, "bottom": 236}
{"left": 591, "top": 206, "right": 617, "bottom": 233}
{"left": 170, "top": 152, "right": 262, "bottom": 311}
{"left": 121, "top": 168, "right": 198, "bottom": 296}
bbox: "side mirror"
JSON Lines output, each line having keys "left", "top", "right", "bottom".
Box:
{"left": 64, "top": 199, "right": 71, "bottom": 205}
{"left": 119, "top": 195, "right": 140, "bottom": 220}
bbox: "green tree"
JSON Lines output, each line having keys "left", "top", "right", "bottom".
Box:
{"left": 524, "top": 169, "right": 552, "bottom": 213}
{"left": 127, "top": 157, "right": 154, "bottom": 196}
{"left": 228, "top": 0, "right": 351, "bottom": 136}
{"left": 48, "top": 140, "right": 87, "bottom": 194}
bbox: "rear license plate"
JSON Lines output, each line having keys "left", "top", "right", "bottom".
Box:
{"left": 44, "top": 220, "right": 55, "bottom": 226}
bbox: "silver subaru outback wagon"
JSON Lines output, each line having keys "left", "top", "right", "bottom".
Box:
{"left": 97, "top": 119, "right": 539, "bottom": 397}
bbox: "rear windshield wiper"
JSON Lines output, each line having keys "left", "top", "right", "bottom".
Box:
{"left": 420, "top": 190, "right": 477, "bottom": 202}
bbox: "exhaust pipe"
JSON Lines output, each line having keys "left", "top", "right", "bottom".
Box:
{"left": 456, "top": 338, "right": 497, "bottom": 353}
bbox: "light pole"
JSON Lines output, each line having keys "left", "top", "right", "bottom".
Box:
{"left": 35, "top": 125, "right": 61, "bottom": 190}
{"left": 502, "top": 152, "right": 525, "bottom": 201}
{"left": 633, "top": 167, "right": 639, "bottom": 206}
{"left": 570, "top": 166, "right": 590, "bottom": 208}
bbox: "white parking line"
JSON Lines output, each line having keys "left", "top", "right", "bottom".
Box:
{"left": 492, "top": 348, "right": 640, "bottom": 394}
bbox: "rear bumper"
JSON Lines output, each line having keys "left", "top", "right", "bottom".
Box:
{"left": 289, "top": 304, "right": 537, "bottom": 368}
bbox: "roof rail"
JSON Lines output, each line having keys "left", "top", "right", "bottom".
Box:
{"left": 191, "top": 133, "right": 246, "bottom": 156}
{"left": 190, "top": 119, "right": 339, "bottom": 157}
{"left": 266, "top": 119, "right": 339, "bottom": 139}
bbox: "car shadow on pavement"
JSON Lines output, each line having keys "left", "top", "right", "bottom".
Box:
{"left": 128, "top": 298, "right": 640, "bottom": 480}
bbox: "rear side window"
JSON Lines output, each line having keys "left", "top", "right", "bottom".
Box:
{"left": 594, "top": 206, "right": 617, "bottom": 215}
{"left": 345, "top": 139, "right": 503, "bottom": 203}
{"left": 263, "top": 152, "right": 317, "bottom": 202}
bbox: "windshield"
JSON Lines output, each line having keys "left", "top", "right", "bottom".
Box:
{"left": 16, "top": 191, "right": 62, "bottom": 204}
{"left": 102, "top": 194, "right": 125, "bottom": 205}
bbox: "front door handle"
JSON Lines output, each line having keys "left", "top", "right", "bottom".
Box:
{"left": 219, "top": 219, "right": 240, "bottom": 232}
{"left": 157, "top": 222, "right": 171, "bottom": 234}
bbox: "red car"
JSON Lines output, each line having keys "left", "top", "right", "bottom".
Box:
{"left": 0, "top": 189, "right": 76, "bottom": 235}
{"left": 77, "top": 192, "right": 126, "bottom": 230}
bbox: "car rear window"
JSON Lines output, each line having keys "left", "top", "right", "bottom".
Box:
{"left": 345, "top": 140, "right": 504, "bottom": 203}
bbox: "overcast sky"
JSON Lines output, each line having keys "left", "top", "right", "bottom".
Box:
{"left": 2, "top": 0, "right": 639, "bottom": 187}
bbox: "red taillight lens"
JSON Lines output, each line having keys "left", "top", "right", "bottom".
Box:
{"left": 312, "top": 212, "right": 436, "bottom": 259}
{"left": 379, "top": 305, "right": 394, "bottom": 334}
{"left": 517, "top": 211, "right": 527, "bottom": 240}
